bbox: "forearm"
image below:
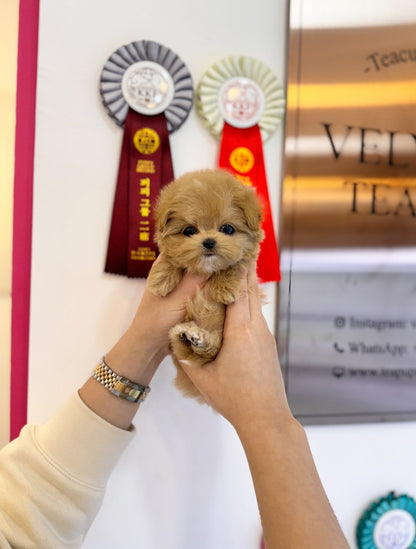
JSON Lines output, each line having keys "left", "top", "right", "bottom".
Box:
{"left": 237, "top": 418, "right": 349, "bottom": 549}
{"left": 79, "top": 325, "right": 165, "bottom": 430}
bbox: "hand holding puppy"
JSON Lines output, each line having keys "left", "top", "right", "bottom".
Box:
{"left": 178, "top": 262, "right": 293, "bottom": 433}
{"left": 178, "top": 264, "right": 349, "bottom": 549}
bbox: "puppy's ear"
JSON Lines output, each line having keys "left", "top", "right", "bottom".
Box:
{"left": 154, "top": 192, "right": 173, "bottom": 234}
{"left": 235, "top": 185, "right": 263, "bottom": 232}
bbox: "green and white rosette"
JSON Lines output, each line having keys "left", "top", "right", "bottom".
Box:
{"left": 357, "top": 492, "right": 416, "bottom": 549}
{"left": 195, "top": 55, "right": 284, "bottom": 283}
{"left": 196, "top": 55, "right": 285, "bottom": 143}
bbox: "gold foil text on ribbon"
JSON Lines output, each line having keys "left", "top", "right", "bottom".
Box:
{"left": 138, "top": 178, "right": 151, "bottom": 244}
{"left": 136, "top": 159, "right": 156, "bottom": 173}
{"left": 130, "top": 248, "right": 156, "bottom": 261}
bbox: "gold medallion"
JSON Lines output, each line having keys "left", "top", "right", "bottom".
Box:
{"left": 133, "top": 128, "right": 160, "bottom": 154}
{"left": 229, "top": 147, "right": 255, "bottom": 173}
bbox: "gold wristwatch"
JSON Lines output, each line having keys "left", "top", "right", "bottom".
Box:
{"left": 93, "top": 357, "right": 150, "bottom": 403}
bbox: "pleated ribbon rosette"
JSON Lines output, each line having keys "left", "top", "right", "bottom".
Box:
{"left": 196, "top": 56, "right": 285, "bottom": 282}
{"left": 100, "top": 40, "right": 193, "bottom": 278}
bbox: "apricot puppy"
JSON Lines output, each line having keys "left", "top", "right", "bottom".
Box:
{"left": 147, "top": 169, "right": 263, "bottom": 400}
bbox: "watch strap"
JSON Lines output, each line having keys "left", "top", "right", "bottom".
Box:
{"left": 93, "top": 357, "right": 151, "bottom": 403}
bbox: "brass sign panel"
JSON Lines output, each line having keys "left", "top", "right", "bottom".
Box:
{"left": 282, "top": 22, "right": 416, "bottom": 248}
{"left": 279, "top": 5, "right": 416, "bottom": 424}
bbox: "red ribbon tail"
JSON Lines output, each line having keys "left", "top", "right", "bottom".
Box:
{"left": 104, "top": 110, "right": 132, "bottom": 276}
{"left": 219, "top": 122, "right": 281, "bottom": 282}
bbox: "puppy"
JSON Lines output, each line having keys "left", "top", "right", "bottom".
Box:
{"left": 147, "top": 169, "right": 264, "bottom": 400}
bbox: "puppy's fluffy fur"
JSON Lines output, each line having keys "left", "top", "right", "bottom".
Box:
{"left": 147, "top": 169, "right": 264, "bottom": 400}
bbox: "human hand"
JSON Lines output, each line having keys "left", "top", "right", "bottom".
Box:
{"left": 80, "top": 257, "right": 206, "bottom": 430}
{"left": 133, "top": 256, "right": 207, "bottom": 356}
{"left": 179, "top": 262, "right": 293, "bottom": 435}
{"left": 105, "top": 256, "right": 206, "bottom": 386}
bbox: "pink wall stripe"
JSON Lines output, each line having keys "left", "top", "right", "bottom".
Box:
{"left": 10, "top": 0, "right": 40, "bottom": 440}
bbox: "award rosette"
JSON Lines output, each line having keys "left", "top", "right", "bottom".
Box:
{"left": 196, "top": 56, "right": 285, "bottom": 283}
{"left": 357, "top": 492, "right": 416, "bottom": 549}
{"left": 100, "top": 40, "right": 193, "bottom": 278}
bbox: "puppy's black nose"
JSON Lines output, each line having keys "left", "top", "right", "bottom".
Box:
{"left": 202, "top": 238, "right": 216, "bottom": 250}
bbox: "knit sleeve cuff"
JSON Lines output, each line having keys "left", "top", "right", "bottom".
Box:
{"left": 34, "top": 392, "right": 135, "bottom": 489}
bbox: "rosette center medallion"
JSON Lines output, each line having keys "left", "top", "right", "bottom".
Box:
{"left": 122, "top": 61, "right": 174, "bottom": 116}
{"left": 219, "top": 77, "right": 264, "bottom": 129}
{"left": 374, "top": 509, "right": 416, "bottom": 549}
{"left": 356, "top": 492, "right": 416, "bottom": 549}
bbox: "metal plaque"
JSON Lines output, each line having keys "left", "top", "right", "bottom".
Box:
{"left": 279, "top": 266, "right": 416, "bottom": 424}
{"left": 282, "top": 19, "right": 416, "bottom": 249}
{"left": 278, "top": 2, "right": 416, "bottom": 424}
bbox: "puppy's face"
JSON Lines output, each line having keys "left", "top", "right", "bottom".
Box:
{"left": 154, "top": 170, "right": 263, "bottom": 274}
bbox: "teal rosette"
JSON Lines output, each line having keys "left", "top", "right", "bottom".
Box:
{"left": 357, "top": 492, "right": 416, "bottom": 549}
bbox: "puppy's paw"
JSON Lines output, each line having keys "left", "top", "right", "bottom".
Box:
{"left": 171, "top": 322, "right": 210, "bottom": 351}
{"left": 170, "top": 322, "right": 221, "bottom": 361}
{"left": 212, "top": 286, "right": 239, "bottom": 305}
{"left": 148, "top": 276, "right": 176, "bottom": 297}
{"left": 179, "top": 328, "right": 204, "bottom": 348}
{"left": 208, "top": 282, "right": 239, "bottom": 305}
{"left": 207, "top": 270, "right": 241, "bottom": 305}
{"left": 147, "top": 262, "right": 182, "bottom": 296}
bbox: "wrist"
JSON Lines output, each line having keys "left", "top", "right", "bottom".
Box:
{"left": 79, "top": 330, "right": 161, "bottom": 431}
{"left": 235, "top": 411, "right": 302, "bottom": 448}
{"left": 93, "top": 358, "right": 151, "bottom": 403}
{"left": 105, "top": 325, "right": 165, "bottom": 387}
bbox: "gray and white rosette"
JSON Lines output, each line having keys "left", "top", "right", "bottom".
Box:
{"left": 100, "top": 40, "right": 193, "bottom": 133}
{"left": 196, "top": 55, "right": 285, "bottom": 142}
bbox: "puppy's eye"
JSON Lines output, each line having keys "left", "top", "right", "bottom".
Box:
{"left": 183, "top": 226, "right": 198, "bottom": 237}
{"left": 219, "top": 224, "right": 235, "bottom": 235}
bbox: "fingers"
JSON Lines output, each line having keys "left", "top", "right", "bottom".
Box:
{"left": 224, "top": 267, "right": 250, "bottom": 329}
{"left": 224, "top": 261, "right": 262, "bottom": 330}
{"left": 247, "top": 261, "right": 263, "bottom": 319}
{"left": 177, "top": 357, "right": 211, "bottom": 391}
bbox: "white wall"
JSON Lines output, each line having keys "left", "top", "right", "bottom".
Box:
{"left": 29, "top": 1, "right": 286, "bottom": 548}
{"left": 28, "top": 0, "right": 416, "bottom": 548}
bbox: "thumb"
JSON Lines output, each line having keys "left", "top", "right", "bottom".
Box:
{"left": 177, "top": 357, "right": 209, "bottom": 383}
{"left": 177, "top": 358, "right": 211, "bottom": 403}
{"left": 177, "top": 358, "right": 198, "bottom": 374}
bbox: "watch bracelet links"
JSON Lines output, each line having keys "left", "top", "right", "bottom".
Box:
{"left": 93, "top": 357, "right": 151, "bottom": 403}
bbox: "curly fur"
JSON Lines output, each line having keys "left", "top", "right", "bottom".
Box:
{"left": 147, "top": 169, "right": 264, "bottom": 400}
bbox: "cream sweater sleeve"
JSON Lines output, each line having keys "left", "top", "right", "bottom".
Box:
{"left": 0, "top": 392, "right": 134, "bottom": 549}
